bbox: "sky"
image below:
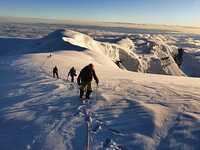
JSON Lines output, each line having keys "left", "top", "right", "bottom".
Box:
{"left": 0, "top": 0, "right": 200, "bottom": 27}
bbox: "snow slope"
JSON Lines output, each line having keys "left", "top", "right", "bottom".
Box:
{"left": 0, "top": 29, "right": 200, "bottom": 150}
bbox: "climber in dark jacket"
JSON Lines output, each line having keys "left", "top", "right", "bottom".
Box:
{"left": 68, "top": 67, "right": 77, "bottom": 82}
{"left": 174, "top": 48, "right": 184, "bottom": 68}
{"left": 53, "top": 66, "right": 59, "bottom": 79}
{"left": 77, "top": 64, "right": 99, "bottom": 99}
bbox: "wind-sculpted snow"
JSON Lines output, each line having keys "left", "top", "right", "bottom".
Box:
{"left": 0, "top": 26, "right": 200, "bottom": 150}
{"left": 1, "top": 53, "right": 200, "bottom": 150}
{"left": 0, "top": 51, "right": 200, "bottom": 150}
{"left": 0, "top": 22, "right": 199, "bottom": 76}
{"left": 62, "top": 29, "right": 185, "bottom": 76}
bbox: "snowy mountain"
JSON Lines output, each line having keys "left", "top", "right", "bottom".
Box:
{"left": 62, "top": 29, "right": 185, "bottom": 76}
{"left": 0, "top": 27, "right": 200, "bottom": 150}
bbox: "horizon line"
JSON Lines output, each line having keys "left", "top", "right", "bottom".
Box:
{"left": 1, "top": 15, "right": 200, "bottom": 29}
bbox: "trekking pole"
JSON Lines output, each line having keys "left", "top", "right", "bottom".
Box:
{"left": 95, "top": 84, "right": 98, "bottom": 102}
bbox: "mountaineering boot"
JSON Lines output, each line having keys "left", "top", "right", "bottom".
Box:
{"left": 80, "top": 89, "right": 84, "bottom": 99}
{"left": 86, "top": 90, "right": 92, "bottom": 99}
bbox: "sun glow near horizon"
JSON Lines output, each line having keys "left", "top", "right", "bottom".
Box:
{"left": 0, "top": 0, "right": 199, "bottom": 27}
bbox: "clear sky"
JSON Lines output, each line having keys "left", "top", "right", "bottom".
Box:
{"left": 0, "top": 0, "right": 199, "bottom": 27}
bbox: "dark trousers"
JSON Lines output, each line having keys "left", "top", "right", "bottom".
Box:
{"left": 70, "top": 75, "right": 75, "bottom": 82}
{"left": 53, "top": 72, "right": 59, "bottom": 78}
{"left": 80, "top": 82, "right": 92, "bottom": 99}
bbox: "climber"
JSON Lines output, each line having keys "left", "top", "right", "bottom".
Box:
{"left": 174, "top": 48, "right": 184, "bottom": 68}
{"left": 115, "top": 60, "right": 122, "bottom": 68}
{"left": 68, "top": 67, "right": 77, "bottom": 82}
{"left": 53, "top": 66, "right": 59, "bottom": 78}
{"left": 77, "top": 64, "right": 99, "bottom": 99}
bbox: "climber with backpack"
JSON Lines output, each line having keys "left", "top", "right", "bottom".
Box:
{"left": 77, "top": 64, "right": 99, "bottom": 100}
{"left": 68, "top": 66, "right": 77, "bottom": 82}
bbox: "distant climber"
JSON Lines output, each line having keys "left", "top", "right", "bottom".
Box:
{"left": 174, "top": 48, "right": 184, "bottom": 68}
{"left": 115, "top": 60, "right": 122, "bottom": 67}
{"left": 53, "top": 66, "right": 59, "bottom": 78}
{"left": 77, "top": 64, "right": 99, "bottom": 99}
{"left": 47, "top": 54, "right": 52, "bottom": 58}
{"left": 68, "top": 67, "right": 77, "bottom": 82}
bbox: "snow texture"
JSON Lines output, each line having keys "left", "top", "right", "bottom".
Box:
{"left": 0, "top": 23, "right": 200, "bottom": 150}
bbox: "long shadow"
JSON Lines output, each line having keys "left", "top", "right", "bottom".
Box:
{"left": 0, "top": 60, "right": 58, "bottom": 110}
{"left": 0, "top": 63, "right": 34, "bottom": 109}
{"left": 0, "top": 38, "right": 36, "bottom": 55}
{"left": 157, "top": 113, "right": 200, "bottom": 150}
{"left": 0, "top": 77, "right": 81, "bottom": 149}
{"left": 0, "top": 119, "right": 44, "bottom": 150}
{"left": 1, "top": 95, "right": 81, "bottom": 121}
{"left": 0, "top": 76, "right": 82, "bottom": 149}
{"left": 94, "top": 98, "right": 155, "bottom": 149}
{"left": 181, "top": 51, "right": 200, "bottom": 77}
{"left": 0, "top": 29, "right": 86, "bottom": 56}
{"left": 0, "top": 60, "right": 80, "bottom": 118}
